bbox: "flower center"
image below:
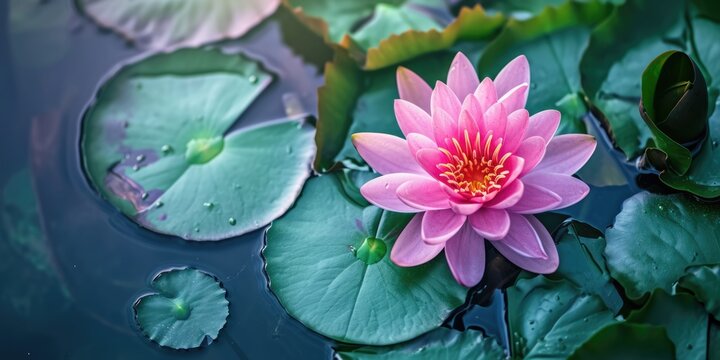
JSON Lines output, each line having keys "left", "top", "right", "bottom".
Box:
{"left": 437, "top": 131, "right": 511, "bottom": 198}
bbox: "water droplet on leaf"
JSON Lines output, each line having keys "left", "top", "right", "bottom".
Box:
{"left": 228, "top": 217, "right": 236, "bottom": 226}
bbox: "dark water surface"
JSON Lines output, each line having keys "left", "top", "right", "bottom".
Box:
{"left": 0, "top": 1, "right": 639, "bottom": 359}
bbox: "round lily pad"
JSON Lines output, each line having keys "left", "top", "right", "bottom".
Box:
{"left": 264, "top": 172, "right": 467, "bottom": 345}
{"left": 81, "top": 48, "right": 316, "bottom": 241}
{"left": 77, "top": 0, "right": 280, "bottom": 49}
{"left": 677, "top": 264, "right": 720, "bottom": 320}
{"left": 605, "top": 192, "right": 720, "bottom": 300}
{"left": 134, "top": 268, "right": 229, "bottom": 349}
{"left": 336, "top": 328, "right": 504, "bottom": 359}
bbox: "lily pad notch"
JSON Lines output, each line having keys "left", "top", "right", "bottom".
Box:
{"left": 133, "top": 267, "right": 229, "bottom": 350}
{"left": 81, "top": 48, "right": 316, "bottom": 240}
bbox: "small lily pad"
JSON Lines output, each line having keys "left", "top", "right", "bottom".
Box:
{"left": 336, "top": 328, "right": 505, "bottom": 359}
{"left": 605, "top": 192, "right": 720, "bottom": 300}
{"left": 264, "top": 173, "right": 466, "bottom": 345}
{"left": 81, "top": 48, "right": 315, "bottom": 240}
{"left": 507, "top": 276, "right": 616, "bottom": 359}
{"left": 677, "top": 264, "right": 720, "bottom": 320}
{"left": 134, "top": 268, "right": 229, "bottom": 349}
{"left": 77, "top": 0, "right": 280, "bottom": 49}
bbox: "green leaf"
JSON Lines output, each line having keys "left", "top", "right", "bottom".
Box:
{"left": 364, "top": 5, "right": 504, "bottom": 70}
{"left": 77, "top": 0, "right": 280, "bottom": 49}
{"left": 336, "top": 328, "right": 505, "bottom": 359}
{"left": 81, "top": 48, "right": 315, "bottom": 240}
{"left": 605, "top": 192, "right": 720, "bottom": 300}
{"left": 711, "top": 321, "right": 720, "bottom": 359}
{"left": 568, "top": 323, "right": 675, "bottom": 359}
{"left": 677, "top": 264, "right": 720, "bottom": 320}
{"left": 550, "top": 221, "right": 623, "bottom": 314}
{"left": 580, "top": 0, "right": 720, "bottom": 163}
{"left": 506, "top": 276, "right": 616, "bottom": 359}
{"left": 627, "top": 290, "right": 708, "bottom": 360}
{"left": 134, "top": 268, "right": 229, "bottom": 349}
{"left": 285, "top": 0, "right": 447, "bottom": 49}
{"left": 264, "top": 173, "right": 466, "bottom": 345}
{"left": 478, "top": 0, "right": 614, "bottom": 135}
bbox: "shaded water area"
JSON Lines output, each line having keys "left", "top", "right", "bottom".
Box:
{"left": 0, "top": 1, "right": 639, "bottom": 358}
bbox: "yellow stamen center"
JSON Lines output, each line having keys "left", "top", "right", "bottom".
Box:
{"left": 437, "top": 130, "right": 511, "bottom": 198}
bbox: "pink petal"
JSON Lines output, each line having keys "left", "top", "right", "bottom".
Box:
{"left": 522, "top": 172, "right": 590, "bottom": 210}
{"left": 447, "top": 52, "right": 480, "bottom": 101}
{"left": 406, "top": 133, "right": 437, "bottom": 155}
{"left": 394, "top": 99, "right": 434, "bottom": 138}
{"left": 397, "top": 178, "right": 451, "bottom": 210}
{"left": 421, "top": 209, "right": 466, "bottom": 244}
{"left": 492, "top": 215, "right": 558, "bottom": 274}
{"left": 450, "top": 201, "right": 482, "bottom": 215}
{"left": 498, "top": 83, "right": 529, "bottom": 114}
{"left": 352, "top": 133, "right": 424, "bottom": 175}
{"left": 391, "top": 213, "right": 444, "bottom": 267}
{"left": 502, "top": 155, "right": 525, "bottom": 188}
{"left": 503, "top": 109, "right": 529, "bottom": 153}
{"left": 397, "top": 66, "right": 432, "bottom": 112}
{"left": 515, "top": 136, "right": 546, "bottom": 174}
{"left": 431, "top": 81, "right": 462, "bottom": 120}
{"left": 486, "top": 179, "right": 524, "bottom": 209}
{"left": 416, "top": 148, "right": 446, "bottom": 178}
{"left": 495, "top": 213, "right": 547, "bottom": 259}
{"left": 494, "top": 55, "right": 530, "bottom": 99}
{"left": 457, "top": 109, "right": 479, "bottom": 142}
{"left": 481, "top": 102, "right": 507, "bottom": 140}
{"left": 535, "top": 134, "right": 596, "bottom": 175}
{"left": 526, "top": 110, "right": 560, "bottom": 143}
{"left": 469, "top": 208, "right": 510, "bottom": 240}
{"left": 473, "top": 77, "right": 498, "bottom": 113}
{"left": 507, "top": 182, "right": 562, "bottom": 214}
{"left": 433, "top": 108, "right": 459, "bottom": 146}
{"left": 445, "top": 224, "right": 486, "bottom": 287}
{"left": 360, "top": 173, "right": 429, "bottom": 213}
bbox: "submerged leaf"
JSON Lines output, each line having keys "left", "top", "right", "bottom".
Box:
{"left": 77, "top": 0, "right": 280, "bottom": 49}
{"left": 264, "top": 173, "right": 466, "bottom": 345}
{"left": 81, "top": 48, "right": 315, "bottom": 240}
{"left": 134, "top": 268, "right": 229, "bottom": 349}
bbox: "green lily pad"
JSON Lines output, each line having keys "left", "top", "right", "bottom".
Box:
{"left": 626, "top": 290, "right": 708, "bottom": 360}
{"left": 550, "top": 221, "right": 623, "bottom": 314}
{"left": 264, "top": 173, "right": 466, "bottom": 345}
{"left": 580, "top": 0, "right": 720, "bottom": 160}
{"left": 81, "top": 48, "right": 315, "bottom": 240}
{"left": 77, "top": 0, "right": 280, "bottom": 49}
{"left": 336, "top": 328, "right": 505, "bottom": 359}
{"left": 568, "top": 323, "right": 675, "bottom": 359}
{"left": 478, "top": 0, "right": 613, "bottom": 135}
{"left": 605, "top": 192, "right": 720, "bottom": 300}
{"left": 285, "top": 0, "right": 447, "bottom": 50}
{"left": 480, "top": 0, "right": 623, "bottom": 19}
{"left": 677, "top": 264, "right": 720, "bottom": 320}
{"left": 134, "top": 268, "right": 229, "bottom": 349}
{"left": 506, "top": 276, "right": 616, "bottom": 359}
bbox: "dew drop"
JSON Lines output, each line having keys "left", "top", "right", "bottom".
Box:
{"left": 555, "top": 295, "right": 560, "bottom": 301}
{"left": 161, "top": 144, "right": 173, "bottom": 154}
{"left": 132, "top": 164, "right": 139, "bottom": 171}
{"left": 136, "top": 154, "right": 145, "bottom": 162}
{"left": 249, "top": 75, "right": 258, "bottom": 84}
{"left": 194, "top": 227, "right": 200, "bottom": 233}
{"left": 203, "top": 202, "right": 214, "bottom": 209}
{"left": 228, "top": 217, "right": 237, "bottom": 226}
{"left": 384, "top": 183, "right": 390, "bottom": 189}
{"left": 658, "top": 204, "right": 664, "bottom": 211}
{"left": 141, "top": 192, "right": 148, "bottom": 200}
{"left": 712, "top": 140, "right": 718, "bottom": 148}
{"left": 529, "top": 320, "right": 535, "bottom": 325}
{"left": 155, "top": 201, "right": 164, "bottom": 208}
{"left": 286, "top": 146, "right": 293, "bottom": 154}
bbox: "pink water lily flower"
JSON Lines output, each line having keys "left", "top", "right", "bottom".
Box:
{"left": 351, "top": 52, "right": 596, "bottom": 287}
